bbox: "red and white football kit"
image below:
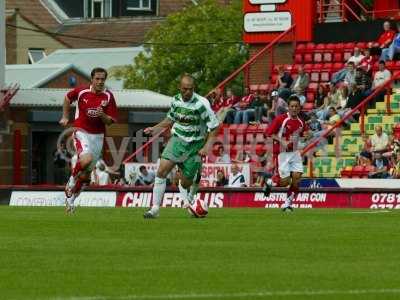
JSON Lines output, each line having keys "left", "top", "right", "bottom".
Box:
{"left": 266, "top": 113, "right": 307, "bottom": 178}
{"left": 67, "top": 85, "right": 117, "bottom": 167}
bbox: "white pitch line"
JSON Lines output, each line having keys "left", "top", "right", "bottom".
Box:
{"left": 52, "top": 288, "right": 400, "bottom": 300}
{"left": 351, "top": 211, "right": 392, "bottom": 214}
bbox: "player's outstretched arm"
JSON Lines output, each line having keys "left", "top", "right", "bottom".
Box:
{"left": 59, "top": 96, "right": 70, "bottom": 127}
{"left": 144, "top": 117, "right": 173, "bottom": 135}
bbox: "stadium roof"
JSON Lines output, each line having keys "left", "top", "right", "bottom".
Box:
{"left": 5, "top": 63, "right": 90, "bottom": 88}
{"left": 10, "top": 88, "right": 172, "bottom": 109}
{"left": 36, "top": 47, "right": 144, "bottom": 89}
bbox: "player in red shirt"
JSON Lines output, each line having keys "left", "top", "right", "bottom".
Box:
{"left": 59, "top": 67, "right": 118, "bottom": 213}
{"left": 264, "top": 95, "right": 310, "bottom": 211}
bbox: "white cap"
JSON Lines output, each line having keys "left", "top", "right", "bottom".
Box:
{"left": 271, "top": 91, "right": 279, "bottom": 97}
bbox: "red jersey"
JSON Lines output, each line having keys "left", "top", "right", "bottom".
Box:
{"left": 67, "top": 86, "right": 118, "bottom": 134}
{"left": 378, "top": 30, "right": 395, "bottom": 48}
{"left": 224, "top": 95, "right": 238, "bottom": 107}
{"left": 266, "top": 113, "right": 308, "bottom": 152}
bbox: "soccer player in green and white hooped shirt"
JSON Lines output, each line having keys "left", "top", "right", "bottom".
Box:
{"left": 143, "top": 74, "right": 220, "bottom": 218}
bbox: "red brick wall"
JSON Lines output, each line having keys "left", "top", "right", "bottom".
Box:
{"left": 248, "top": 43, "right": 294, "bottom": 85}
{"left": 42, "top": 70, "right": 90, "bottom": 88}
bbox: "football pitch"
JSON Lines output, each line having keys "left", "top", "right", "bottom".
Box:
{"left": 0, "top": 207, "right": 399, "bottom": 300}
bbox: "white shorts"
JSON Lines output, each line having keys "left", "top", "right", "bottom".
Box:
{"left": 73, "top": 130, "right": 104, "bottom": 170}
{"left": 278, "top": 151, "right": 303, "bottom": 179}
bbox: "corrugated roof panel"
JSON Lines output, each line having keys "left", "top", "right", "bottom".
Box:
{"left": 10, "top": 88, "right": 172, "bottom": 109}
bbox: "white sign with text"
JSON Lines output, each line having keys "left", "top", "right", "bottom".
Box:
{"left": 244, "top": 12, "right": 291, "bottom": 32}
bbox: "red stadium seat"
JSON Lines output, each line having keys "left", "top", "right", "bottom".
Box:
{"left": 315, "top": 43, "right": 326, "bottom": 51}
{"left": 270, "top": 74, "right": 278, "bottom": 85}
{"left": 335, "top": 43, "right": 344, "bottom": 50}
{"left": 333, "top": 52, "right": 343, "bottom": 62}
{"left": 294, "top": 54, "right": 303, "bottom": 63}
{"left": 325, "top": 43, "right": 336, "bottom": 50}
{"left": 304, "top": 53, "right": 313, "bottom": 63}
{"left": 306, "top": 42, "right": 316, "bottom": 51}
{"left": 322, "top": 63, "right": 333, "bottom": 71}
{"left": 312, "top": 63, "right": 323, "bottom": 71}
{"left": 303, "top": 102, "right": 314, "bottom": 111}
{"left": 303, "top": 64, "right": 313, "bottom": 72}
{"left": 344, "top": 52, "right": 352, "bottom": 61}
{"left": 333, "top": 62, "right": 344, "bottom": 71}
{"left": 314, "top": 53, "right": 322, "bottom": 63}
{"left": 344, "top": 42, "right": 355, "bottom": 50}
{"left": 356, "top": 42, "right": 367, "bottom": 49}
{"left": 323, "top": 52, "right": 332, "bottom": 62}
{"left": 310, "top": 72, "right": 320, "bottom": 82}
{"left": 306, "top": 92, "right": 315, "bottom": 103}
{"left": 320, "top": 71, "right": 330, "bottom": 82}
{"left": 308, "top": 82, "right": 318, "bottom": 92}
{"left": 296, "top": 43, "right": 306, "bottom": 53}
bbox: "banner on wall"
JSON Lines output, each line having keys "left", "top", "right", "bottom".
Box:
{"left": 9, "top": 191, "right": 116, "bottom": 207}
{"left": 116, "top": 191, "right": 400, "bottom": 209}
{"left": 124, "top": 163, "right": 251, "bottom": 187}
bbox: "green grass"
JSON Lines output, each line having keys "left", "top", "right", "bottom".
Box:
{"left": 0, "top": 207, "right": 400, "bottom": 300}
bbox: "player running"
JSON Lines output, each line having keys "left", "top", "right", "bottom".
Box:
{"left": 264, "top": 95, "right": 310, "bottom": 211}
{"left": 143, "top": 74, "right": 219, "bottom": 218}
{"left": 59, "top": 67, "right": 118, "bottom": 213}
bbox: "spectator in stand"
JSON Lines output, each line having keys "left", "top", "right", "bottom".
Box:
{"left": 322, "top": 106, "right": 341, "bottom": 131}
{"left": 228, "top": 164, "right": 246, "bottom": 187}
{"left": 268, "top": 90, "right": 288, "bottom": 122}
{"left": 232, "top": 149, "right": 251, "bottom": 163}
{"left": 371, "top": 125, "right": 389, "bottom": 153}
{"left": 361, "top": 133, "right": 372, "bottom": 153}
{"left": 276, "top": 65, "right": 294, "bottom": 100}
{"left": 369, "top": 151, "right": 390, "bottom": 178}
{"left": 343, "top": 62, "right": 357, "bottom": 87}
{"left": 316, "top": 84, "right": 341, "bottom": 120}
{"left": 251, "top": 89, "right": 269, "bottom": 124}
{"left": 390, "top": 151, "right": 400, "bottom": 178}
{"left": 218, "top": 88, "right": 238, "bottom": 122}
{"left": 225, "top": 87, "right": 254, "bottom": 124}
{"left": 240, "top": 92, "right": 266, "bottom": 124}
{"left": 345, "top": 83, "right": 364, "bottom": 112}
{"left": 215, "top": 170, "right": 228, "bottom": 187}
{"left": 380, "top": 22, "right": 400, "bottom": 62}
{"left": 135, "top": 165, "right": 155, "bottom": 186}
{"left": 359, "top": 48, "right": 376, "bottom": 75}
{"left": 290, "top": 65, "right": 309, "bottom": 104}
{"left": 369, "top": 21, "right": 396, "bottom": 57}
{"left": 372, "top": 60, "right": 392, "bottom": 104}
{"left": 373, "top": 61, "right": 392, "bottom": 89}
{"left": 357, "top": 150, "right": 372, "bottom": 166}
{"left": 210, "top": 88, "right": 224, "bottom": 112}
{"left": 214, "top": 144, "right": 231, "bottom": 163}
{"left": 90, "top": 162, "right": 111, "bottom": 186}
{"left": 332, "top": 47, "right": 364, "bottom": 84}
{"left": 315, "top": 84, "right": 328, "bottom": 109}
{"left": 354, "top": 67, "right": 372, "bottom": 97}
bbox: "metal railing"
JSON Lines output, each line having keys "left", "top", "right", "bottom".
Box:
{"left": 318, "top": 0, "right": 400, "bottom": 23}
{"left": 301, "top": 71, "right": 400, "bottom": 157}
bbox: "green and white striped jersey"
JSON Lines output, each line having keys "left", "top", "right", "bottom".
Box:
{"left": 167, "top": 92, "right": 220, "bottom": 143}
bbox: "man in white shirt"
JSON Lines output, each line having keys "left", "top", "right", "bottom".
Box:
{"left": 135, "top": 165, "right": 156, "bottom": 186}
{"left": 228, "top": 164, "right": 246, "bottom": 187}
{"left": 371, "top": 125, "right": 389, "bottom": 153}
{"left": 332, "top": 47, "right": 364, "bottom": 84}
{"left": 373, "top": 61, "right": 391, "bottom": 89}
{"left": 347, "top": 47, "right": 365, "bottom": 66}
{"left": 91, "top": 162, "right": 111, "bottom": 186}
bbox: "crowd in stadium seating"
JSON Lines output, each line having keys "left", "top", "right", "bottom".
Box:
{"left": 205, "top": 20, "right": 400, "bottom": 182}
